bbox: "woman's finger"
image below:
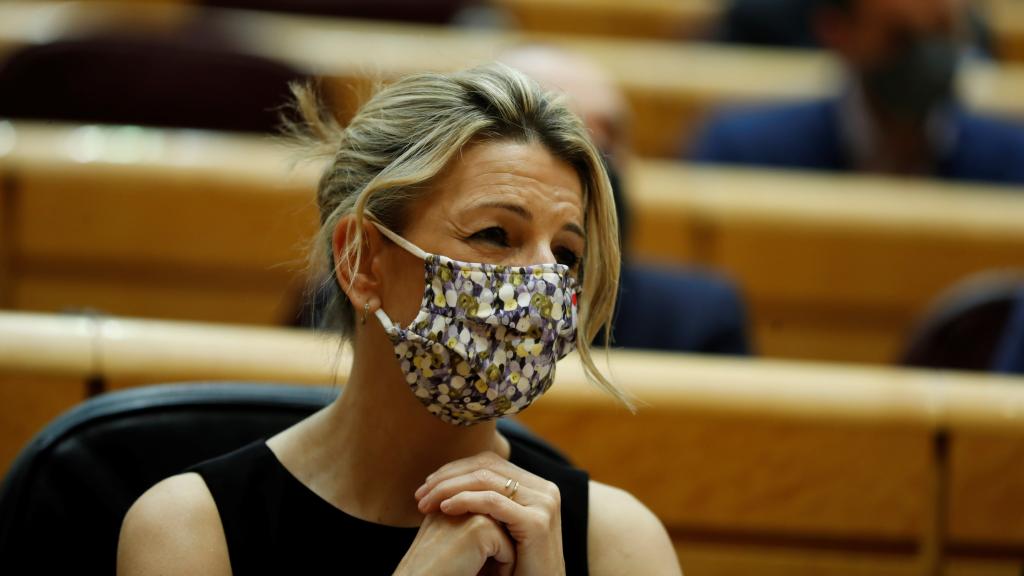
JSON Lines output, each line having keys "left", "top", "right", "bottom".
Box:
{"left": 441, "top": 490, "right": 559, "bottom": 546}
{"left": 439, "top": 490, "right": 526, "bottom": 526}
{"left": 418, "top": 469, "right": 536, "bottom": 513}
{"left": 416, "top": 451, "right": 545, "bottom": 500}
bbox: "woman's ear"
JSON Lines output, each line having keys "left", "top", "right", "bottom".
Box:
{"left": 331, "top": 215, "right": 384, "bottom": 310}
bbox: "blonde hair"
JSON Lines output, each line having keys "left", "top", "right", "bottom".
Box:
{"left": 286, "top": 63, "right": 628, "bottom": 406}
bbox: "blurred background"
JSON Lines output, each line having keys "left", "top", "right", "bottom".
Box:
{"left": 1, "top": 0, "right": 1023, "bottom": 574}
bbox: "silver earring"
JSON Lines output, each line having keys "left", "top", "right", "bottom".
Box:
{"left": 361, "top": 302, "right": 370, "bottom": 325}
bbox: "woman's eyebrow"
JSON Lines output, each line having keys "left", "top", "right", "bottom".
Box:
{"left": 563, "top": 222, "right": 585, "bottom": 240}
{"left": 476, "top": 201, "right": 532, "bottom": 221}
{"left": 474, "top": 201, "right": 584, "bottom": 239}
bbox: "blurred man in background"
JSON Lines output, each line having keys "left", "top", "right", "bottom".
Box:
{"left": 501, "top": 45, "right": 752, "bottom": 355}
{"left": 691, "top": 0, "right": 1024, "bottom": 184}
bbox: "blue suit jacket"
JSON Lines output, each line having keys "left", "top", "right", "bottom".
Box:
{"left": 994, "top": 292, "right": 1024, "bottom": 374}
{"left": 606, "top": 264, "right": 751, "bottom": 355}
{"left": 690, "top": 99, "right": 1024, "bottom": 185}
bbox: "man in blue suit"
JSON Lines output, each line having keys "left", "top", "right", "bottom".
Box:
{"left": 691, "top": 0, "right": 1024, "bottom": 185}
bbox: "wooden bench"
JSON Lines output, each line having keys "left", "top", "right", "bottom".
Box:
{"left": 1, "top": 1, "right": 1024, "bottom": 157}
{"left": 4, "top": 121, "right": 1024, "bottom": 365}
{"left": 2, "top": 310, "right": 1023, "bottom": 575}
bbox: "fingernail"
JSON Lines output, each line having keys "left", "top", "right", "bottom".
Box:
{"left": 414, "top": 484, "right": 427, "bottom": 499}
{"left": 440, "top": 500, "right": 451, "bottom": 512}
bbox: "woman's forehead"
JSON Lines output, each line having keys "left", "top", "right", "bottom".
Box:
{"left": 434, "top": 140, "right": 585, "bottom": 217}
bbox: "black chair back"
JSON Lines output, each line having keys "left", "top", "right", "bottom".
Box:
{"left": 0, "top": 383, "right": 564, "bottom": 574}
{"left": 902, "top": 274, "right": 1024, "bottom": 370}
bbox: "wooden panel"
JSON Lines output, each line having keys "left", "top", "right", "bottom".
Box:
{"left": 494, "top": 0, "right": 718, "bottom": 40}
{"left": 525, "top": 405, "right": 931, "bottom": 539}
{"left": 0, "top": 375, "right": 85, "bottom": 477}
{"left": 8, "top": 125, "right": 317, "bottom": 269}
{"left": 945, "top": 559, "right": 1023, "bottom": 576}
{"left": 948, "top": 432, "right": 1024, "bottom": 549}
{"left": 943, "top": 376, "right": 1024, "bottom": 559}
{"left": 750, "top": 311, "right": 907, "bottom": 365}
{"left": 4, "top": 123, "right": 318, "bottom": 325}
{"left": 677, "top": 541, "right": 925, "bottom": 576}
{"left": 519, "top": 353, "right": 937, "bottom": 543}
{"left": 11, "top": 273, "right": 298, "bottom": 325}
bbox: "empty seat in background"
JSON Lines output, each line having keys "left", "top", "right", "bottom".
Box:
{"left": 0, "top": 35, "right": 306, "bottom": 133}
{"left": 902, "top": 273, "right": 1024, "bottom": 371}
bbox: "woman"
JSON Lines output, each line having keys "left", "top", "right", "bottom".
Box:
{"left": 118, "top": 64, "right": 680, "bottom": 575}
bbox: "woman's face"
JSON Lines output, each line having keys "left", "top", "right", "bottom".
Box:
{"left": 377, "top": 139, "right": 585, "bottom": 326}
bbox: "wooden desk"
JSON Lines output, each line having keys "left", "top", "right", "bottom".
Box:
{"left": 2, "top": 310, "right": 1024, "bottom": 574}
{"left": 4, "top": 122, "right": 1024, "bottom": 365}
{"left": 1, "top": 1, "right": 1024, "bottom": 157}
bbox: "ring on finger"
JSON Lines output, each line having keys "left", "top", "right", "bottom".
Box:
{"left": 504, "top": 478, "right": 520, "bottom": 501}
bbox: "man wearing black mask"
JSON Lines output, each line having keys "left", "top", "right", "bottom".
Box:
{"left": 691, "top": 0, "right": 1024, "bottom": 183}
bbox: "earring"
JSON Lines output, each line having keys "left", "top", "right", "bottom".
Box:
{"left": 361, "top": 302, "right": 370, "bottom": 325}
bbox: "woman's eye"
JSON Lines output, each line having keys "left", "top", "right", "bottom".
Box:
{"left": 554, "top": 247, "right": 580, "bottom": 270}
{"left": 469, "top": 227, "right": 509, "bottom": 247}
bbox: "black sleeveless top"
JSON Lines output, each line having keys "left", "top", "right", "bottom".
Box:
{"left": 189, "top": 439, "right": 590, "bottom": 575}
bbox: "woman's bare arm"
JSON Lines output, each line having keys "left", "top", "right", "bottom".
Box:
{"left": 587, "top": 481, "right": 683, "bottom": 576}
{"left": 117, "top": 473, "right": 232, "bottom": 576}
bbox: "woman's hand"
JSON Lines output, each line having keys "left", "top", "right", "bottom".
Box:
{"left": 415, "top": 452, "right": 565, "bottom": 576}
{"left": 393, "top": 511, "right": 515, "bottom": 576}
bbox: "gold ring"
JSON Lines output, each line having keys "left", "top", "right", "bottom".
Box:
{"left": 508, "top": 480, "right": 520, "bottom": 500}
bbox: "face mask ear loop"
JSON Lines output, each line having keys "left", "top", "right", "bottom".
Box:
{"left": 369, "top": 220, "right": 430, "bottom": 260}
{"left": 374, "top": 308, "right": 397, "bottom": 331}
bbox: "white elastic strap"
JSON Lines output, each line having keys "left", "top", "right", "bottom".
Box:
{"left": 374, "top": 308, "right": 397, "bottom": 332}
{"left": 371, "top": 221, "right": 429, "bottom": 260}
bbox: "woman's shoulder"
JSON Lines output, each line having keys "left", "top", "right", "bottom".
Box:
{"left": 587, "top": 480, "right": 683, "bottom": 576}
{"left": 117, "top": 473, "right": 231, "bottom": 576}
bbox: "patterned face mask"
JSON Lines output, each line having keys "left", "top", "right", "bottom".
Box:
{"left": 371, "top": 221, "right": 579, "bottom": 426}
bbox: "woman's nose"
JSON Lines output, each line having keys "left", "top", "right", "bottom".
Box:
{"left": 519, "top": 241, "right": 557, "bottom": 266}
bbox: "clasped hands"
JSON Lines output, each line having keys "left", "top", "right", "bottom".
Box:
{"left": 393, "top": 452, "right": 565, "bottom": 576}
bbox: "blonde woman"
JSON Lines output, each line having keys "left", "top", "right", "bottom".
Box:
{"left": 117, "top": 64, "right": 680, "bottom": 575}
